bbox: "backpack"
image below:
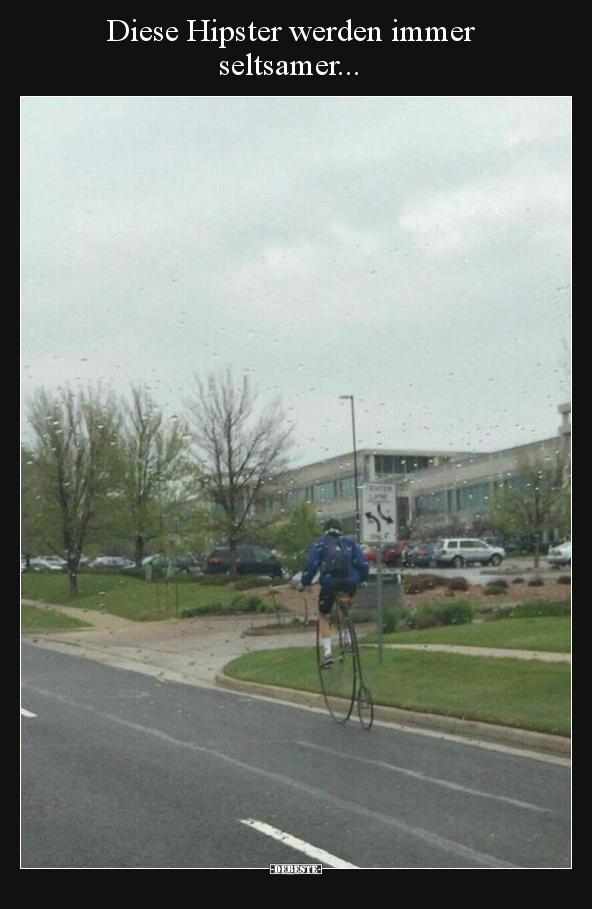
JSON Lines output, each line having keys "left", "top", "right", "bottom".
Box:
{"left": 321, "top": 535, "right": 351, "bottom": 578}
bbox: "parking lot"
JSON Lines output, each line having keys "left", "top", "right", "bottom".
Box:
{"left": 369, "top": 557, "right": 568, "bottom": 587}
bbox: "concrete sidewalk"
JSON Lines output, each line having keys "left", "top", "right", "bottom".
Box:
{"left": 21, "top": 600, "right": 571, "bottom": 759}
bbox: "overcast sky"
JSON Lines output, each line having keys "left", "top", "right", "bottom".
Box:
{"left": 21, "top": 96, "right": 571, "bottom": 466}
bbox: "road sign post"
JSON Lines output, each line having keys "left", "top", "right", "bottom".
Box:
{"left": 361, "top": 485, "right": 397, "bottom": 665}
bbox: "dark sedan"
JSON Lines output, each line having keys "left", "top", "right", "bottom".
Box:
{"left": 406, "top": 542, "right": 439, "bottom": 568}
{"left": 204, "top": 545, "right": 283, "bottom": 577}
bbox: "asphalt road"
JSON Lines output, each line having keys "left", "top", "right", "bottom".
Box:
{"left": 21, "top": 643, "right": 571, "bottom": 869}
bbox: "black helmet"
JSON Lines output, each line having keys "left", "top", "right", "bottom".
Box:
{"left": 323, "top": 518, "right": 343, "bottom": 534}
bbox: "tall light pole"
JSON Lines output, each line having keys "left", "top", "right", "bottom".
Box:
{"left": 340, "top": 395, "right": 360, "bottom": 541}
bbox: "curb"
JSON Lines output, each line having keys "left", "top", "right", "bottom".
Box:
{"left": 215, "top": 672, "right": 571, "bottom": 759}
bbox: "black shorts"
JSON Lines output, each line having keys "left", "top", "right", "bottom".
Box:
{"left": 318, "top": 579, "right": 357, "bottom": 615}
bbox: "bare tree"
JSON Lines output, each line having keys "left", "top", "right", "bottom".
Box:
{"left": 120, "top": 385, "right": 190, "bottom": 566}
{"left": 25, "top": 386, "right": 121, "bottom": 595}
{"left": 185, "top": 371, "right": 293, "bottom": 578}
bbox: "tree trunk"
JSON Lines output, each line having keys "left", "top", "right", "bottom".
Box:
{"left": 135, "top": 535, "right": 145, "bottom": 568}
{"left": 228, "top": 537, "right": 239, "bottom": 581}
{"left": 68, "top": 561, "right": 79, "bottom": 597}
{"left": 533, "top": 535, "right": 541, "bottom": 569}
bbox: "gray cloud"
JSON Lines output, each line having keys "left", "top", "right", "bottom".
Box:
{"left": 21, "top": 96, "right": 571, "bottom": 463}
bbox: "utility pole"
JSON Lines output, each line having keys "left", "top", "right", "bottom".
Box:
{"left": 340, "top": 395, "right": 360, "bottom": 542}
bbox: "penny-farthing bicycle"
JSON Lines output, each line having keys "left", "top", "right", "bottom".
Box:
{"left": 316, "top": 592, "right": 374, "bottom": 730}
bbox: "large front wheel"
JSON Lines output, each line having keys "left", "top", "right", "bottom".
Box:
{"left": 317, "top": 608, "right": 357, "bottom": 724}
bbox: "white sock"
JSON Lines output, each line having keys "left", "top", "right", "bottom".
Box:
{"left": 322, "top": 638, "right": 332, "bottom": 656}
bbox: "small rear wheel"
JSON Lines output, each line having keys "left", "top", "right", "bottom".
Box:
{"left": 357, "top": 685, "right": 374, "bottom": 730}
{"left": 452, "top": 555, "right": 464, "bottom": 568}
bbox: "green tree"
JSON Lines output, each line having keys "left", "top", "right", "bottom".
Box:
{"left": 24, "top": 385, "right": 121, "bottom": 595}
{"left": 185, "top": 371, "right": 293, "bottom": 579}
{"left": 274, "top": 501, "right": 320, "bottom": 578}
{"left": 119, "top": 385, "right": 190, "bottom": 566}
{"left": 490, "top": 452, "right": 571, "bottom": 567}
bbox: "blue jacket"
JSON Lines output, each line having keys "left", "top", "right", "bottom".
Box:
{"left": 301, "top": 534, "right": 369, "bottom": 588}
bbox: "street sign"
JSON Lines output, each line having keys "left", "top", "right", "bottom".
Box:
{"left": 361, "top": 484, "right": 397, "bottom": 543}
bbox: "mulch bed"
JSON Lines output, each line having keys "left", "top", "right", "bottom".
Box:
{"left": 261, "top": 575, "right": 571, "bottom": 620}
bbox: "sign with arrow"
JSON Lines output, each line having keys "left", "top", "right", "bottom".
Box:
{"left": 361, "top": 484, "right": 397, "bottom": 543}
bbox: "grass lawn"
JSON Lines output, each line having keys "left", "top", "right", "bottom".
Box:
{"left": 21, "top": 572, "right": 243, "bottom": 622}
{"left": 21, "top": 604, "right": 92, "bottom": 632}
{"left": 224, "top": 646, "right": 571, "bottom": 736}
{"left": 363, "top": 616, "right": 571, "bottom": 653}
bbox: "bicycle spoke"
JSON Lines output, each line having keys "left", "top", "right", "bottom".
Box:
{"left": 317, "top": 608, "right": 356, "bottom": 724}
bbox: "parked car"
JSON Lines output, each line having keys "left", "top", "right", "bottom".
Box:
{"left": 360, "top": 542, "right": 405, "bottom": 567}
{"left": 90, "top": 556, "right": 135, "bottom": 569}
{"left": 383, "top": 541, "right": 407, "bottom": 567}
{"left": 547, "top": 541, "right": 571, "bottom": 567}
{"left": 361, "top": 544, "right": 377, "bottom": 563}
{"left": 142, "top": 553, "right": 202, "bottom": 573}
{"left": 172, "top": 552, "right": 202, "bottom": 573}
{"left": 434, "top": 538, "right": 505, "bottom": 568}
{"left": 28, "top": 556, "right": 67, "bottom": 571}
{"left": 406, "top": 542, "right": 439, "bottom": 568}
{"left": 204, "top": 545, "right": 283, "bottom": 578}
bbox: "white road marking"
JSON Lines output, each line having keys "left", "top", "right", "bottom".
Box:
{"left": 21, "top": 708, "right": 37, "bottom": 718}
{"left": 240, "top": 819, "right": 358, "bottom": 869}
{"left": 299, "top": 741, "right": 553, "bottom": 814}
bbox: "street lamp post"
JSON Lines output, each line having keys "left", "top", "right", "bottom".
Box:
{"left": 340, "top": 395, "right": 360, "bottom": 542}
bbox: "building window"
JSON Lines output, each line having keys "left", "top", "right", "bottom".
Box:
{"left": 313, "top": 482, "right": 334, "bottom": 503}
{"left": 416, "top": 491, "right": 446, "bottom": 515}
{"left": 338, "top": 476, "right": 356, "bottom": 500}
{"left": 457, "top": 483, "right": 490, "bottom": 511}
{"left": 287, "top": 488, "right": 307, "bottom": 507}
{"left": 375, "top": 454, "right": 430, "bottom": 475}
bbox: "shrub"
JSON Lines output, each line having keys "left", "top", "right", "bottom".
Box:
{"left": 527, "top": 577, "right": 545, "bottom": 587}
{"left": 405, "top": 611, "right": 440, "bottom": 630}
{"left": 558, "top": 576, "right": 571, "bottom": 585}
{"left": 404, "top": 575, "right": 441, "bottom": 594}
{"left": 406, "top": 600, "right": 473, "bottom": 628}
{"left": 487, "top": 578, "right": 509, "bottom": 590}
{"left": 430, "top": 600, "right": 474, "bottom": 626}
{"left": 181, "top": 602, "right": 227, "bottom": 618}
{"left": 446, "top": 576, "right": 469, "bottom": 592}
{"left": 233, "top": 576, "right": 279, "bottom": 590}
{"left": 512, "top": 577, "right": 525, "bottom": 585}
{"left": 482, "top": 605, "right": 517, "bottom": 620}
{"left": 381, "top": 605, "right": 410, "bottom": 633}
{"left": 483, "top": 584, "right": 507, "bottom": 596}
{"left": 514, "top": 601, "right": 571, "bottom": 618}
{"left": 231, "top": 593, "right": 266, "bottom": 612}
{"left": 244, "top": 595, "right": 265, "bottom": 612}
{"left": 483, "top": 601, "right": 570, "bottom": 620}
{"left": 403, "top": 573, "right": 451, "bottom": 595}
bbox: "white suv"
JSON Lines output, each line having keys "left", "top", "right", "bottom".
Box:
{"left": 547, "top": 541, "right": 571, "bottom": 567}
{"left": 435, "top": 538, "right": 505, "bottom": 568}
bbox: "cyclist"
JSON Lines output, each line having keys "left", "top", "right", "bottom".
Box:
{"left": 299, "top": 518, "right": 369, "bottom": 668}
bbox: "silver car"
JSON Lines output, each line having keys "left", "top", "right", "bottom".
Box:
{"left": 547, "top": 541, "right": 571, "bottom": 567}
{"left": 435, "top": 538, "right": 505, "bottom": 568}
